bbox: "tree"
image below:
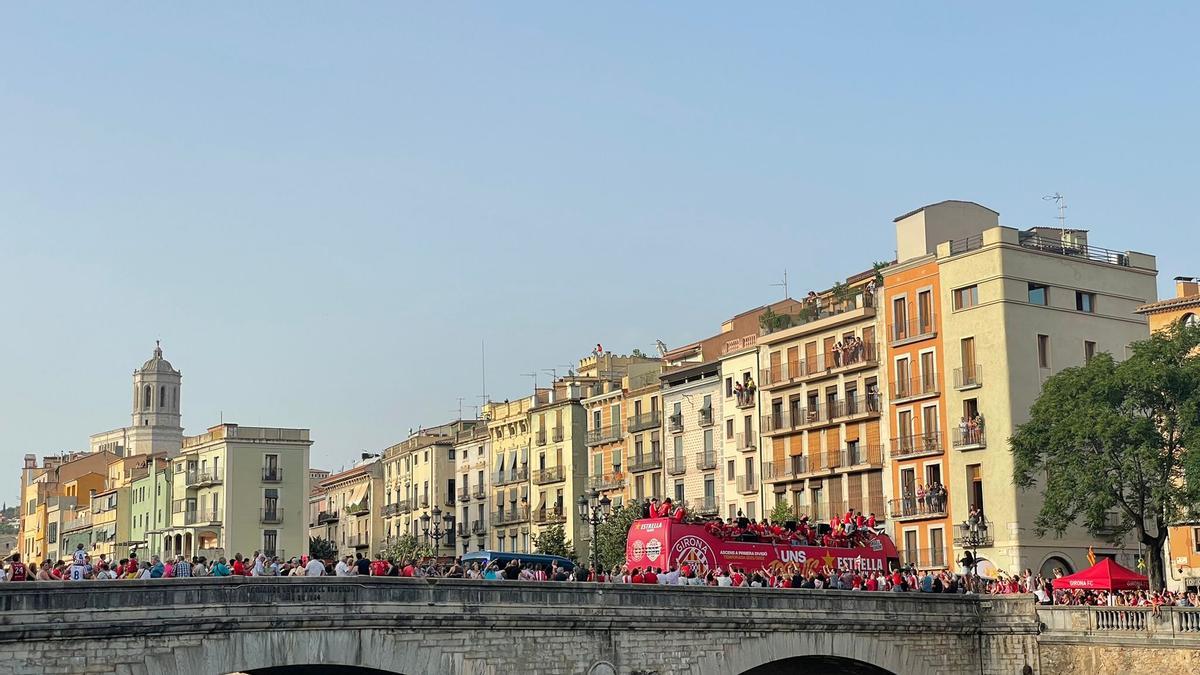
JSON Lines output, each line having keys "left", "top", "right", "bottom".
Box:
{"left": 381, "top": 533, "right": 434, "bottom": 563}
{"left": 1011, "top": 322, "right": 1200, "bottom": 590}
{"left": 592, "top": 503, "right": 643, "bottom": 571}
{"left": 830, "top": 281, "right": 855, "bottom": 310}
{"left": 770, "top": 498, "right": 796, "bottom": 523}
{"left": 308, "top": 536, "right": 337, "bottom": 561}
{"left": 532, "top": 523, "right": 576, "bottom": 561}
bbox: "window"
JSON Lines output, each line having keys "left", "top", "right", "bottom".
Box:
{"left": 1037, "top": 334, "right": 1051, "bottom": 368}
{"left": 673, "top": 436, "right": 683, "bottom": 461}
{"left": 263, "top": 530, "right": 278, "bottom": 556}
{"left": 1085, "top": 340, "right": 1097, "bottom": 364}
{"left": 1076, "top": 291, "right": 1096, "bottom": 313}
{"left": 917, "top": 290, "right": 933, "bottom": 333}
{"left": 725, "top": 419, "right": 734, "bottom": 438}
{"left": 702, "top": 429, "right": 713, "bottom": 453}
{"left": 1028, "top": 283, "right": 1049, "bottom": 306}
{"left": 727, "top": 460, "right": 735, "bottom": 481}
{"left": 892, "top": 297, "right": 908, "bottom": 340}
{"left": 674, "top": 480, "right": 685, "bottom": 503}
{"left": 952, "top": 285, "right": 979, "bottom": 310}
{"left": 1193, "top": 527, "right": 1200, "bottom": 554}
{"left": 725, "top": 377, "right": 733, "bottom": 397}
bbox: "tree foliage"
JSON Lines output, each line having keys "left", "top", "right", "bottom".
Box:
{"left": 381, "top": 533, "right": 434, "bottom": 562}
{"left": 770, "top": 498, "right": 796, "bottom": 523}
{"left": 532, "top": 523, "right": 576, "bottom": 561}
{"left": 308, "top": 536, "right": 337, "bottom": 561}
{"left": 592, "top": 503, "right": 643, "bottom": 571}
{"left": 1011, "top": 322, "right": 1200, "bottom": 590}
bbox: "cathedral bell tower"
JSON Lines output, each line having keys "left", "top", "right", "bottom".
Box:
{"left": 128, "top": 341, "right": 184, "bottom": 455}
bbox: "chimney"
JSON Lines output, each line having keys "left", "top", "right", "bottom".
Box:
{"left": 1175, "top": 277, "right": 1199, "bottom": 299}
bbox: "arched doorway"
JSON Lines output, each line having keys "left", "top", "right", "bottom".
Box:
{"left": 1040, "top": 554, "right": 1075, "bottom": 580}
{"left": 231, "top": 662, "right": 405, "bottom": 667}
{"left": 741, "top": 656, "right": 897, "bottom": 675}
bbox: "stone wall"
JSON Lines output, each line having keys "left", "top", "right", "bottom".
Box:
{"left": 0, "top": 578, "right": 1041, "bottom": 675}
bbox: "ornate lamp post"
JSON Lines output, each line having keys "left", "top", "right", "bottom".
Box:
{"left": 576, "top": 489, "right": 612, "bottom": 572}
{"left": 420, "top": 506, "right": 445, "bottom": 552}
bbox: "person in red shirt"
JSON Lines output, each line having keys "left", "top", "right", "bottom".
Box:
{"left": 370, "top": 555, "right": 389, "bottom": 576}
{"left": 671, "top": 504, "right": 686, "bottom": 523}
{"left": 642, "top": 568, "right": 658, "bottom": 584}
{"left": 7, "top": 554, "right": 27, "bottom": 581}
{"left": 865, "top": 575, "right": 879, "bottom": 591}
{"left": 866, "top": 513, "right": 877, "bottom": 529}
{"left": 731, "top": 568, "right": 745, "bottom": 587}
{"left": 658, "top": 498, "right": 674, "bottom": 518}
{"left": 630, "top": 568, "right": 644, "bottom": 584}
{"left": 232, "top": 555, "right": 246, "bottom": 576}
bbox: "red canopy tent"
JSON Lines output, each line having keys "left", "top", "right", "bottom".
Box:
{"left": 1051, "top": 558, "right": 1149, "bottom": 591}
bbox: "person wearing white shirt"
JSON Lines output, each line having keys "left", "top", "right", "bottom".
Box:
{"left": 305, "top": 558, "right": 326, "bottom": 576}
{"left": 335, "top": 556, "right": 354, "bottom": 576}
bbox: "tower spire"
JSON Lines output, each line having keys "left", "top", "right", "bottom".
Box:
{"left": 154, "top": 339, "right": 162, "bottom": 358}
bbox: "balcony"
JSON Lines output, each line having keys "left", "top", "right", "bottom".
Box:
{"left": 347, "top": 500, "right": 370, "bottom": 516}
{"left": 185, "top": 470, "right": 222, "bottom": 488}
{"left": 495, "top": 467, "right": 529, "bottom": 486}
{"left": 349, "top": 534, "right": 370, "bottom": 549}
{"left": 698, "top": 407, "right": 714, "bottom": 427}
{"left": 381, "top": 503, "right": 401, "bottom": 517}
{"left": 735, "top": 433, "right": 756, "bottom": 452}
{"left": 259, "top": 508, "right": 282, "bottom": 524}
{"left": 840, "top": 444, "right": 884, "bottom": 469}
{"left": 261, "top": 467, "right": 283, "bottom": 482}
{"left": 897, "top": 547, "right": 949, "bottom": 569}
{"left": 552, "top": 427, "right": 564, "bottom": 442}
{"left": 396, "top": 499, "right": 413, "bottom": 514}
{"left": 586, "top": 425, "right": 622, "bottom": 446}
{"left": 470, "top": 519, "right": 486, "bottom": 534}
{"left": 533, "top": 506, "right": 567, "bottom": 524}
{"left": 418, "top": 495, "right": 430, "bottom": 509}
{"left": 951, "top": 427, "right": 987, "bottom": 450}
{"left": 491, "top": 507, "right": 530, "bottom": 527}
{"left": 588, "top": 472, "right": 626, "bottom": 491}
{"left": 666, "top": 456, "right": 687, "bottom": 476}
{"left": 456, "top": 522, "right": 468, "bottom": 537}
{"left": 184, "top": 509, "right": 220, "bottom": 526}
{"left": 536, "top": 430, "right": 548, "bottom": 446}
{"left": 444, "top": 494, "right": 456, "bottom": 508}
{"left": 889, "top": 316, "right": 937, "bottom": 346}
{"left": 735, "top": 474, "right": 759, "bottom": 495}
{"left": 759, "top": 292, "right": 876, "bottom": 338}
{"left": 954, "top": 519, "right": 995, "bottom": 547}
{"left": 734, "top": 391, "right": 756, "bottom": 409}
{"left": 668, "top": 413, "right": 683, "bottom": 433}
{"left": 891, "top": 431, "right": 943, "bottom": 459}
{"left": 533, "top": 466, "right": 565, "bottom": 485}
{"left": 1016, "top": 231, "right": 1133, "bottom": 267}
{"left": 472, "top": 486, "right": 486, "bottom": 500}
{"left": 694, "top": 451, "right": 717, "bottom": 471}
{"left": 890, "top": 375, "right": 939, "bottom": 403}
{"left": 628, "top": 452, "right": 663, "bottom": 473}
{"left": 888, "top": 498, "right": 948, "bottom": 522}
{"left": 317, "top": 510, "right": 339, "bottom": 524}
{"left": 954, "top": 365, "right": 983, "bottom": 390}
{"left": 766, "top": 455, "right": 807, "bottom": 482}
{"left": 627, "top": 411, "right": 662, "bottom": 433}
{"left": 693, "top": 497, "right": 719, "bottom": 516}
{"left": 457, "top": 486, "right": 471, "bottom": 503}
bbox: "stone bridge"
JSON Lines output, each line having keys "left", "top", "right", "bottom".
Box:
{"left": 4, "top": 579, "right": 1193, "bottom": 675}
{"left": 0, "top": 578, "right": 1038, "bottom": 675}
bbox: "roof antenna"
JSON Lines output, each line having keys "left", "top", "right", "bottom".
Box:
{"left": 770, "top": 269, "right": 788, "bottom": 300}
{"left": 522, "top": 372, "right": 538, "bottom": 393}
{"left": 1042, "top": 193, "right": 1068, "bottom": 232}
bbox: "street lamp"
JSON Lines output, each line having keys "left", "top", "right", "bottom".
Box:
{"left": 420, "top": 506, "right": 445, "bottom": 552}
{"left": 577, "top": 489, "right": 612, "bottom": 572}
{"left": 958, "top": 515, "right": 988, "bottom": 590}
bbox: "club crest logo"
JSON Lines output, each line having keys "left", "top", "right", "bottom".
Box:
{"left": 670, "top": 535, "right": 716, "bottom": 575}
{"left": 630, "top": 540, "right": 645, "bottom": 562}
{"left": 645, "top": 537, "right": 662, "bottom": 562}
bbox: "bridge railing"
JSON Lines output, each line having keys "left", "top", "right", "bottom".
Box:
{"left": 1038, "top": 606, "right": 1200, "bottom": 644}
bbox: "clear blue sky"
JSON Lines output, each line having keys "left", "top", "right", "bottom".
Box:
{"left": 2, "top": 4, "right": 1196, "bottom": 502}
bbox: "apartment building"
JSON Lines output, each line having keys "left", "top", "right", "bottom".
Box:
{"left": 484, "top": 394, "right": 543, "bottom": 553}
{"left": 321, "top": 458, "right": 385, "bottom": 558}
{"left": 18, "top": 451, "right": 113, "bottom": 563}
{"left": 881, "top": 251, "right": 953, "bottom": 570}
{"left": 583, "top": 379, "right": 626, "bottom": 504}
{"left": 381, "top": 420, "right": 477, "bottom": 556}
{"left": 129, "top": 456, "right": 171, "bottom": 558}
{"left": 1136, "top": 277, "right": 1200, "bottom": 591}
{"left": 758, "top": 276, "right": 886, "bottom": 526}
{"left": 887, "top": 200, "right": 1156, "bottom": 578}
{"left": 530, "top": 379, "right": 590, "bottom": 555}
{"left": 624, "top": 369, "right": 664, "bottom": 504}
{"left": 718, "top": 334, "right": 763, "bottom": 520}
{"left": 454, "top": 424, "right": 491, "bottom": 555}
{"left": 661, "top": 362, "right": 723, "bottom": 517}
{"left": 164, "top": 423, "right": 312, "bottom": 561}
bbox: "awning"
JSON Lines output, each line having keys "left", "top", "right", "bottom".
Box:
{"left": 345, "top": 482, "right": 369, "bottom": 508}
{"left": 1052, "top": 558, "right": 1148, "bottom": 591}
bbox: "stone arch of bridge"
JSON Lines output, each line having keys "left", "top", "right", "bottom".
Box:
{"left": 139, "top": 630, "right": 437, "bottom": 675}
{"left": 700, "top": 631, "right": 927, "bottom": 675}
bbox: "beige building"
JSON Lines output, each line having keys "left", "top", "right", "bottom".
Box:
{"left": 661, "top": 361, "right": 723, "bottom": 517}
{"left": 892, "top": 200, "right": 1156, "bottom": 577}
{"left": 164, "top": 423, "right": 312, "bottom": 561}
{"left": 454, "top": 424, "right": 491, "bottom": 555}
{"left": 381, "top": 420, "right": 479, "bottom": 557}
{"left": 531, "top": 378, "right": 593, "bottom": 556}
{"left": 623, "top": 369, "right": 665, "bottom": 504}
{"left": 718, "top": 337, "right": 763, "bottom": 520}
{"left": 320, "top": 458, "right": 384, "bottom": 558}
{"left": 484, "top": 395, "right": 543, "bottom": 553}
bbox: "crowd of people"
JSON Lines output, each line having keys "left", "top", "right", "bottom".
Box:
{"left": 696, "top": 511, "right": 880, "bottom": 549}
{"left": 958, "top": 414, "right": 985, "bottom": 445}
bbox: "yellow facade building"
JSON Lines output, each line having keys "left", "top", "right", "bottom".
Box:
{"left": 321, "top": 459, "right": 384, "bottom": 559}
